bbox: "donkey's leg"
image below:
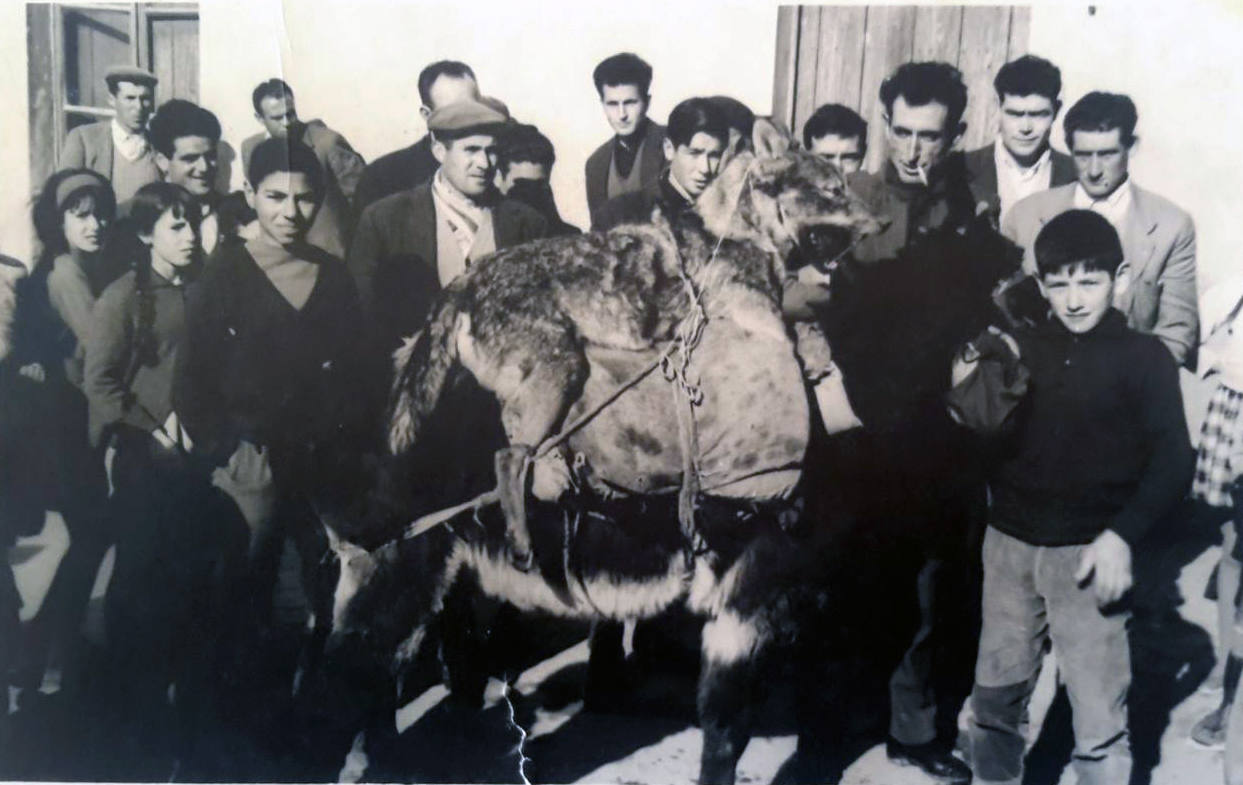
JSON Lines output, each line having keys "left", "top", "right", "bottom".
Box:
{"left": 697, "top": 611, "right": 763, "bottom": 785}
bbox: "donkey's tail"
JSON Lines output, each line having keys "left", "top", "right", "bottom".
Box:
{"left": 387, "top": 294, "right": 462, "bottom": 455}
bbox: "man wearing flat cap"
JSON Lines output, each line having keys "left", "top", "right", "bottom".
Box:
{"left": 60, "top": 65, "right": 161, "bottom": 202}
{"left": 349, "top": 95, "right": 547, "bottom": 355}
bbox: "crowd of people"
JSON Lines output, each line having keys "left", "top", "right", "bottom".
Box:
{"left": 0, "top": 46, "right": 1238, "bottom": 785}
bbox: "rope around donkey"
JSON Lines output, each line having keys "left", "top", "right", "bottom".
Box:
{"left": 398, "top": 163, "right": 756, "bottom": 544}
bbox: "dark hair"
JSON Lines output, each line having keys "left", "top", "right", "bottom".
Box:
{"left": 128, "top": 182, "right": 201, "bottom": 368}
{"left": 707, "top": 96, "right": 755, "bottom": 141}
{"left": 803, "top": 103, "right": 868, "bottom": 150}
{"left": 148, "top": 99, "right": 222, "bottom": 157}
{"left": 592, "top": 52, "right": 653, "bottom": 97}
{"left": 105, "top": 73, "right": 154, "bottom": 96}
{"left": 1064, "top": 91, "right": 1138, "bottom": 148}
{"left": 247, "top": 137, "right": 325, "bottom": 198}
{"left": 496, "top": 124, "right": 556, "bottom": 175}
{"left": 879, "top": 61, "right": 968, "bottom": 131}
{"left": 32, "top": 169, "right": 117, "bottom": 267}
{"left": 417, "top": 60, "right": 476, "bottom": 107}
{"left": 666, "top": 97, "right": 730, "bottom": 150}
{"left": 1034, "top": 209, "right": 1124, "bottom": 278}
{"left": 994, "top": 55, "right": 1061, "bottom": 102}
{"left": 252, "top": 78, "right": 294, "bottom": 114}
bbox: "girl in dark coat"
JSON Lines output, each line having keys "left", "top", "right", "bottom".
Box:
{"left": 83, "top": 182, "right": 245, "bottom": 756}
{"left": 11, "top": 169, "right": 118, "bottom": 694}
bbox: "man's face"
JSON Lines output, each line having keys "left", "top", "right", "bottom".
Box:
{"left": 435, "top": 134, "right": 498, "bottom": 198}
{"left": 600, "top": 84, "right": 648, "bottom": 137}
{"left": 885, "top": 95, "right": 957, "bottom": 184}
{"left": 421, "top": 74, "right": 479, "bottom": 117}
{"left": 809, "top": 133, "right": 865, "bottom": 175}
{"left": 1039, "top": 262, "right": 1126, "bottom": 334}
{"left": 257, "top": 94, "right": 299, "bottom": 139}
{"left": 998, "top": 93, "right": 1058, "bottom": 165}
{"left": 109, "top": 81, "right": 155, "bottom": 133}
{"left": 246, "top": 171, "right": 319, "bottom": 247}
{"left": 664, "top": 132, "right": 725, "bottom": 198}
{"left": 159, "top": 135, "right": 218, "bottom": 197}
{"left": 495, "top": 161, "right": 548, "bottom": 196}
{"left": 1070, "top": 127, "right": 1131, "bottom": 200}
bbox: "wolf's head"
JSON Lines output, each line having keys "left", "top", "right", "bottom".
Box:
{"left": 698, "top": 121, "right": 887, "bottom": 274}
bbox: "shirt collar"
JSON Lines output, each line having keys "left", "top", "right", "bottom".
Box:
{"left": 111, "top": 118, "right": 143, "bottom": 143}
{"left": 665, "top": 170, "right": 696, "bottom": 206}
{"left": 1072, "top": 177, "right": 1133, "bottom": 212}
{"left": 994, "top": 139, "right": 1051, "bottom": 178}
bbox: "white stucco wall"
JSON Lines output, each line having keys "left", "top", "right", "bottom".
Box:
{"left": 200, "top": 0, "right": 778, "bottom": 231}
{"left": 3, "top": 0, "right": 1240, "bottom": 304}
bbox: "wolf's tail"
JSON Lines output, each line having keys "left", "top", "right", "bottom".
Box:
{"left": 387, "top": 295, "right": 462, "bottom": 455}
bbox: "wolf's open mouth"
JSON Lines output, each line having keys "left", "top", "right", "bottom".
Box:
{"left": 799, "top": 224, "right": 855, "bottom": 263}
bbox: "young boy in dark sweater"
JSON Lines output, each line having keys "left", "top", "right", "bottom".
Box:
{"left": 959, "top": 209, "right": 1194, "bottom": 785}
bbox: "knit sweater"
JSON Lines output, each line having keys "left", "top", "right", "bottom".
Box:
{"left": 173, "top": 241, "right": 377, "bottom": 482}
{"left": 991, "top": 309, "right": 1194, "bottom": 547}
{"left": 83, "top": 268, "right": 190, "bottom": 446}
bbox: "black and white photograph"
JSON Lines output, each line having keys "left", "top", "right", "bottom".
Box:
{"left": 1, "top": 1, "right": 1241, "bottom": 782}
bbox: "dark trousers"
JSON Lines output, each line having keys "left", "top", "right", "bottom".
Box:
{"left": 18, "top": 383, "right": 111, "bottom": 690}
{"left": 102, "top": 428, "right": 248, "bottom": 761}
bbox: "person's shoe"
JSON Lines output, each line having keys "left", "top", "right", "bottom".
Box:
{"left": 1190, "top": 705, "right": 1229, "bottom": 749}
{"left": 886, "top": 737, "right": 972, "bottom": 783}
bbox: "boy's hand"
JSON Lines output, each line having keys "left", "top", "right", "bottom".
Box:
{"left": 1075, "top": 529, "right": 1132, "bottom": 606}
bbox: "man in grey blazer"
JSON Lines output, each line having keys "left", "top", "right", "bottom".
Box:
{"left": 60, "top": 65, "right": 161, "bottom": 202}
{"left": 1003, "top": 92, "right": 1198, "bottom": 366}
{"left": 584, "top": 53, "right": 666, "bottom": 228}
{"left": 964, "top": 55, "right": 1077, "bottom": 227}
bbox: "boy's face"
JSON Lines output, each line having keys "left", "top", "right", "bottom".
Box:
{"left": 1039, "top": 261, "right": 1129, "bottom": 334}
{"left": 664, "top": 132, "right": 725, "bottom": 198}
{"left": 809, "top": 133, "right": 865, "bottom": 174}
{"left": 246, "top": 170, "right": 319, "bottom": 247}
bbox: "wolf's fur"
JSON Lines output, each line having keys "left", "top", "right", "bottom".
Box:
{"left": 387, "top": 148, "right": 883, "bottom": 465}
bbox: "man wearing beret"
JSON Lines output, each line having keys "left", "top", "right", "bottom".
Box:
{"left": 60, "top": 65, "right": 162, "bottom": 203}
{"left": 348, "top": 95, "right": 547, "bottom": 355}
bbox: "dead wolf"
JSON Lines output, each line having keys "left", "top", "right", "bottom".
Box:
{"left": 387, "top": 127, "right": 886, "bottom": 567}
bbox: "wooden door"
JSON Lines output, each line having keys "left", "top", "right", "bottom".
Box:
{"left": 142, "top": 8, "right": 200, "bottom": 105}
{"left": 773, "top": 5, "right": 1031, "bottom": 172}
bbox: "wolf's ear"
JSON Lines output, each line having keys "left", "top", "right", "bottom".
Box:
{"left": 752, "top": 117, "right": 792, "bottom": 160}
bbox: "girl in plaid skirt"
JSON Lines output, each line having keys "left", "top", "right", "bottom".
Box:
{"left": 1190, "top": 278, "right": 1243, "bottom": 751}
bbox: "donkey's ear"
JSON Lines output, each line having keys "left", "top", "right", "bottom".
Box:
{"left": 752, "top": 116, "right": 792, "bottom": 160}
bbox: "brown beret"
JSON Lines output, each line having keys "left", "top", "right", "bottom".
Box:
{"left": 427, "top": 95, "right": 511, "bottom": 137}
{"left": 105, "top": 65, "right": 158, "bottom": 88}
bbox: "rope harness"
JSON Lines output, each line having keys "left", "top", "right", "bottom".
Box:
{"left": 396, "top": 163, "right": 759, "bottom": 552}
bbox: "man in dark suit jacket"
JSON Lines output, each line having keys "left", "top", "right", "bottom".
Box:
{"left": 241, "top": 79, "right": 365, "bottom": 258}
{"left": 353, "top": 60, "right": 480, "bottom": 219}
{"left": 584, "top": 53, "right": 666, "bottom": 228}
{"left": 349, "top": 97, "right": 547, "bottom": 354}
{"left": 60, "top": 65, "right": 161, "bottom": 202}
{"left": 593, "top": 97, "right": 729, "bottom": 231}
{"left": 1004, "top": 92, "right": 1198, "bottom": 366}
{"left": 963, "top": 55, "right": 1076, "bottom": 227}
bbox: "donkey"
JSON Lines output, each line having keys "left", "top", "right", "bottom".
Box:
{"left": 316, "top": 127, "right": 887, "bottom": 785}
